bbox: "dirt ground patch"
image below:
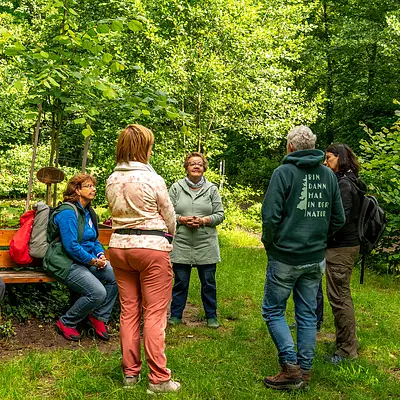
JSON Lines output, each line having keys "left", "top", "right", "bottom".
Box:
{"left": 0, "top": 302, "right": 203, "bottom": 360}
{"left": 0, "top": 319, "right": 120, "bottom": 360}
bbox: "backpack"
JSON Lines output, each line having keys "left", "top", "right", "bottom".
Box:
{"left": 357, "top": 194, "right": 387, "bottom": 284}
{"left": 357, "top": 195, "right": 387, "bottom": 255}
{"left": 29, "top": 201, "right": 78, "bottom": 259}
{"left": 9, "top": 209, "right": 36, "bottom": 265}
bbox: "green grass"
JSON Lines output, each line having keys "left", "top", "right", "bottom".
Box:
{"left": 1, "top": 228, "right": 400, "bottom": 399}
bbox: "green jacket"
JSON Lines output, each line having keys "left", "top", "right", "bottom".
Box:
{"left": 169, "top": 178, "right": 224, "bottom": 265}
{"left": 43, "top": 203, "right": 97, "bottom": 281}
{"left": 261, "top": 149, "right": 345, "bottom": 265}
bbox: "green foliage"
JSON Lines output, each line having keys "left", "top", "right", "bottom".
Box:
{"left": 1, "top": 283, "right": 70, "bottom": 322}
{"left": 0, "top": 318, "right": 15, "bottom": 339}
{"left": 359, "top": 113, "right": 400, "bottom": 272}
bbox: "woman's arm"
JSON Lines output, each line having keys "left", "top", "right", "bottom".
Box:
{"left": 204, "top": 186, "right": 224, "bottom": 227}
{"left": 54, "top": 210, "right": 96, "bottom": 266}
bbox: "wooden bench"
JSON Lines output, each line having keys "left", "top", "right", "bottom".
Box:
{"left": 0, "top": 229, "right": 113, "bottom": 284}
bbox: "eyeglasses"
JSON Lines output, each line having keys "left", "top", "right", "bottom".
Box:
{"left": 81, "top": 184, "right": 96, "bottom": 190}
{"left": 188, "top": 162, "right": 204, "bottom": 167}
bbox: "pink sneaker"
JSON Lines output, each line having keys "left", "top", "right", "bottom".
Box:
{"left": 56, "top": 319, "right": 81, "bottom": 341}
{"left": 88, "top": 315, "right": 110, "bottom": 341}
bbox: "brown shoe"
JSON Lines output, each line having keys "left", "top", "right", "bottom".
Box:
{"left": 263, "top": 363, "right": 304, "bottom": 390}
{"left": 301, "top": 368, "right": 312, "bottom": 385}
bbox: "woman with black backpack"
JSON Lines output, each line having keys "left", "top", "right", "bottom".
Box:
{"left": 324, "top": 144, "right": 367, "bottom": 364}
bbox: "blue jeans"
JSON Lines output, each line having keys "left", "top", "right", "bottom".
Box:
{"left": 262, "top": 256, "right": 325, "bottom": 371}
{"left": 170, "top": 263, "right": 217, "bottom": 319}
{"left": 61, "top": 261, "right": 118, "bottom": 327}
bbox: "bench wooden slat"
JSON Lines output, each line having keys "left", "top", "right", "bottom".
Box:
{"left": 0, "top": 270, "right": 56, "bottom": 283}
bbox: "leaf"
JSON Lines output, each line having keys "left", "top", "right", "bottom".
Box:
{"left": 73, "top": 118, "right": 86, "bottom": 124}
{"left": 142, "top": 109, "right": 151, "bottom": 116}
{"left": 70, "top": 71, "right": 83, "bottom": 79}
{"left": 13, "top": 81, "right": 25, "bottom": 91}
{"left": 59, "top": 97, "right": 72, "bottom": 103}
{"left": 97, "top": 24, "right": 110, "bottom": 34}
{"left": 128, "top": 20, "right": 143, "bottom": 32}
{"left": 102, "top": 53, "right": 113, "bottom": 63}
{"left": 47, "top": 76, "right": 60, "bottom": 87}
{"left": 103, "top": 87, "right": 118, "bottom": 99}
{"left": 111, "top": 20, "right": 123, "bottom": 32}
{"left": 94, "top": 81, "right": 107, "bottom": 91}
{"left": 166, "top": 110, "right": 179, "bottom": 119}
{"left": 40, "top": 51, "right": 49, "bottom": 59}
{"left": 68, "top": 8, "right": 78, "bottom": 16}
{"left": 82, "top": 129, "right": 92, "bottom": 138}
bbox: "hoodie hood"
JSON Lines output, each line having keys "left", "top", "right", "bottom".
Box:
{"left": 114, "top": 161, "right": 157, "bottom": 174}
{"left": 283, "top": 149, "right": 325, "bottom": 168}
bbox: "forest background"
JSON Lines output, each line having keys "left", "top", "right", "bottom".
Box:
{"left": 0, "top": 0, "right": 400, "bottom": 278}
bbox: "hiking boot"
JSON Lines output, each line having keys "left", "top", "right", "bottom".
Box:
{"left": 301, "top": 369, "right": 312, "bottom": 385}
{"left": 147, "top": 379, "right": 181, "bottom": 394}
{"left": 207, "top": 318, "right": 219, "bottom": 329}
{"left": 56, "top": 319, "right": 81, "bottom": 342}
{"left": 167, "top": 317, "right": 182, "bottom": 325}
{"left": 88, "top": 315, "right": 109, "bottom": 341}
{"left": 263, "top": 363, "right": 304, "bottom": 390}
{"left": 123, "top": 374, "right": 141, "bottom": 389}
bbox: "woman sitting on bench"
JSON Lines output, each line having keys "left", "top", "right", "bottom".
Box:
{"left": 44, "top": 173, "right": 118, "bottom": 342}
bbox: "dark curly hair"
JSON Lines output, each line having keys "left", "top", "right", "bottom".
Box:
{"left": 325, "top": 143, "right": 360, "bottom": 177}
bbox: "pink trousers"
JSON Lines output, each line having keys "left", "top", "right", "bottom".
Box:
{"left": 109, "top": 248, "right": 173, "bottom": 384}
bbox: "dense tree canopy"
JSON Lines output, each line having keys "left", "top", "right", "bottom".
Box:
{"left": 0, "top": 0, "right": 399, "bottom": 196}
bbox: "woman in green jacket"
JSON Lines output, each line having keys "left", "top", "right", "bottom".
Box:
{"left": 168, "top": 152, "right": 224, "bottom": 328}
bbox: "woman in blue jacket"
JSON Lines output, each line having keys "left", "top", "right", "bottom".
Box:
{"left": 45, "top": 174, "right": 118, "bottom": 342}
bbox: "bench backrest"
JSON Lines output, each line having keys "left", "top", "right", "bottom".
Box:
{"left": 0, "top": 229, "right": 113, "bottom": 269}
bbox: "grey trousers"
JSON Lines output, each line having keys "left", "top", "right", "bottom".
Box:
{"left": 326, "top": 246, "right": 360, "bottom": 358}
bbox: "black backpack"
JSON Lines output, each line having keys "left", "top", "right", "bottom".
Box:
{"left": 357, "top": 194, "right": 387, "bottom": 283}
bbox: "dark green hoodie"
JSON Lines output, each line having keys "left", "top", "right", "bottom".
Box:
{"left": 261, "top": 149, "right": 345, "bottom": 265}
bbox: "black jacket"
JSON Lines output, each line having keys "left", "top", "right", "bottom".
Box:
{"left": 327, "top": 170, "right": 367, "bottom": 248}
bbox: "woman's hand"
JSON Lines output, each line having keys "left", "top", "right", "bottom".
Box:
{"left": 179, "top": 216, "right": 210, "bottom": 228}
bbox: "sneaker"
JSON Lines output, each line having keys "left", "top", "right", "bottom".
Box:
{"left": 88, "top": 315, "right": 109, "bottom": 341}
{"left": 56, "top": 319, "right": 81, "bottom": 342}
{"left": 147, "top": 379, "right": 181, "bottom": 394}
{"left": 123, "top": 374, "right": 141, "bottom": 389}
{"left": 263, "top": 363, "right": 304, "bottom": 390}
{"left": 207, "top": 318, "right": 219, "bottom": 329}
{"left": 167, "top": 317, "right": 182, "bottom": 325}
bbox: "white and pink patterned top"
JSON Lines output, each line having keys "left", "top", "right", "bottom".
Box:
{"left": 106, "top": 162, "right": 176, "bottom": 252}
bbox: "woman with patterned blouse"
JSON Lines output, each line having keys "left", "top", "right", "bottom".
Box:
{"left": 106, "top": 124, "right": 180, "bottom": 394}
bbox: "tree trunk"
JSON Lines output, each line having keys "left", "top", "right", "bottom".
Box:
{"left": 323, "top": 1, "right": 334, "bottom": 144}
{"left": 81, "top": 135, "right": 90, "bottom": 173}
{"left": 25, "top": 103, "right": 43, "bottom": 212}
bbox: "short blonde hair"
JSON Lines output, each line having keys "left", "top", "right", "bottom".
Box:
{"left": 184, "top": 152, "right": 208, "bottom": 172}
{"left": 116, "top": 124, "right": 154, "bottom": 164}
{"left": 287, "top": 125, "right": 316, "bottom": 150}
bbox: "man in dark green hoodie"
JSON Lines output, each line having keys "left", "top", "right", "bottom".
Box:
{"left": 261, "top": 125, "right": 345, "bottom": 390}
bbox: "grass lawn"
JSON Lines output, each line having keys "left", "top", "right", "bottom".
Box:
{"left": 1, "top": 229, "right": 400, "bottom": 399}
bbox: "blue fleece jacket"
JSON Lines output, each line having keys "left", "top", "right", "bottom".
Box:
{"left": 54, "top": 203, "right": 104, "bottom": 265}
